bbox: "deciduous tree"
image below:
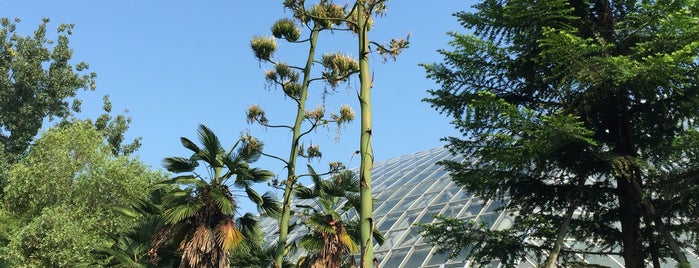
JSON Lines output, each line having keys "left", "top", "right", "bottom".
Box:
{"left": 1, "top": 122, "right": 162, "bottom": 266}
{"left": 0, "top": 18, "right": 96, "bottom": 161}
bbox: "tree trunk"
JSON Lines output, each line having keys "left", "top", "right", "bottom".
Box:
{"left": 617, "top": 176, "right": 645, "bottom": 268}
{"left": 543, "top": 199, "right": 578, "bottom": 268}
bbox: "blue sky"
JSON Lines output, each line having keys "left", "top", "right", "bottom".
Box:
{"left": 2, "top": 1, "right": 473, "bottom": 211}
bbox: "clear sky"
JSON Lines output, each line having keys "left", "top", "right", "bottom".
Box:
{"left": 2, "top": 1, "right": 473, "bottom": 212}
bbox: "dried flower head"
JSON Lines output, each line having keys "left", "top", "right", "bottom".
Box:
{"left": 332, "top": 104, "right": 355, "bottom": 124}
{"left": 304, "top": 105, "right": 325, "bottom": 121}
{"left": 250, "top": 36, "right": 277, "bottom": 61}
{"left": 283, "top": 82, "right": 302, "bottom": 99}
{"left": 306, "top": 144, "right": 322, "bottom": 160}
{"left": 376, "top": 34, "right": 410, "bottom": 62}
{"left": 310, "top": 3, "right": 346, "bottom": 29}
{"left": 271, "top": 18, "right": 301, "bottom": 42}
{"left": 328, "top": 161, "right": 346, "bottom": 173}
{"left": 321, "top": 53, "right": 359, "bottom": 88}
{"left": 246, "top": 104, "right": 268, "bottom": 125}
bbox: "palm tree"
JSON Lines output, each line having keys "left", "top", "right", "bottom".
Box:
{"left": 294, "top": 169, "right": 384, "bottom": 268}
{"left": 91, "top": 188, "right": 179, "bottom": 267}
{"left": 151, "top": 124, "right": 281, "bottom": 268}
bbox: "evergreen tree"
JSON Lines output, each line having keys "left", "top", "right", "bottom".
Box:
{"left": 421, "top": 1, "right": 699, "bottom": 267}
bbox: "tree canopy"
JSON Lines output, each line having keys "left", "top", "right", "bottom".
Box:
{"left": 0, "top": 122, "right": 163, "bottom": 266}
{"left": 421, "top": 0, "right": 699, "bottom": 267}
{"left": 0, "top": 18, "right": 96, "bottom": 161}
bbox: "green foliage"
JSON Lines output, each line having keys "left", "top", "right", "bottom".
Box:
{"left": 0, "top": 122, "right": 163, "bottom": 267}
{"left": 0, "top": 18, "right": 96, "bottom": 159}
{"left": 148, "top": 124, "right": 280, "bottom": 268}
{"left": 294, "top": 170, "right": 382, "bottom": 268}
{"left": 92, "top": 95, "right": 142, "bottom": 156}
{"left": 423, "top": 0, "right": 699, "bottom": 267}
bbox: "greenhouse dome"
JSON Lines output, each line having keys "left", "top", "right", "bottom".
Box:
{"left": 260, "top": 147, "right": 699, "bottom": 267}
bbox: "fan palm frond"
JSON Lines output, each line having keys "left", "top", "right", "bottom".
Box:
{"left": 237, "top": 212, "right": 260, "bottom": 238}
{"left": 260, "top": 191, "right": 282, "bottom": 217}
{"left": 295, "top": 184, "right": 318, "bottom": 200}
{"left": 180, "top": 137, "right": 201, "bottom": 154}
{"left": 195, "top": 124, "right": 224, "bottom": 167}
{"left": 372, "top": 226, "right": 386, "bottom": 246}
{"left": 162, "top": 200, "right": 202, "bottom": 225}
{"left": 162, "top": 156, "right": 198, "bottom": 173}
{"left": 298, "top": 234, "right": 324, "bottom": 252}
{"left": 306, "top": 214, "right": 336, "bottom": 234}
{"left": 237, "top": 137, "right": 264, "bottom": 163}
{"left": 217, "top": 220, "right": 244, "bottom": 251}
{"left": 245, "top": 187, "right": 264, "bottom": 206}
{"left": 306, "top": 164, "right": 323, "bottom": 192}
{"left": 339, "top": 228, "right": 360, "bottom": 253}
{"left": 170, "top": 175, "right": 208, "bottom": 188}
{"left": 210, "top": 187, "right": 236, "bottom": 216}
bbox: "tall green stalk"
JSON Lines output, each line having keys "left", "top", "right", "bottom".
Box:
{"left": 274, "top": 26, "right": 321, "bottom": 267}
{"left": 356, "top": 2, "right": 374, "bottom": 267}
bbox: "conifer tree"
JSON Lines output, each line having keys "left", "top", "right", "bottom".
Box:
{"left": 421, "top": 1, "right": 699, "bottom": 267}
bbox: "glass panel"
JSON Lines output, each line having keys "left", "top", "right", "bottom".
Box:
{"left": 374, "top": 199, "right": 399, "bottom": 215}
{"left": 408, "top": 181, "right": 436, "bottom": 197}
{"left": 419, "top": 205, "right": 445, "bottom": 224}
{"left": 411, "top": 168, "right": 436, "bottom": 185}
{"left": 387, "top": 182, "right": 417, "bottom": 200}
{"left": 426, "top": 249, "right": 451, "bottom": 265}
{"left": 442, "top": 200, "right": 468, "bottom": 218}
{"left": 397, "top": 226, "right": 423, "bottom": 247}
{"left": 373, "top": 251, "right": 388, "bottom": 267}
{"left": 377, "top": 228, "right": 407, "bottom": 251}
{"left": 374, "top": 189, "right": 393, "bottom": 201}
{"left": 462, "top": 199, "right": 484, "bottom": 217}
{"left": 394, "top": 195, "right": 419, "bottom": 211}
{"left": 427, "top": 175, "right": 451, "bottom": 194}
{"left": 379, "top": 212, "right": 403, "bottom": 231}
{"left": 381, "top": 247, "right": 411, "bottom": 267}
{"left": 412, "top": 192, "right": 437, "bottom": 209}
{"left": 452, "top": 188, "right": 474, "bottom": 201}
{"left": 392, "top": 213, "right": 414, "bottom": 229}
{"left": 475, "top": 212, "right": 499, "bottom": 228}
{"left": 394, "top": 169, "right": 420, "bottom": 185}
{"left": 404, "top": 244, "right": 432, "bottom": 267}
{"left": 403, "top": 208, "right": 423, "bottom": 226}
{"left": 434, "top": 187, "right": 460, "bottom": 204}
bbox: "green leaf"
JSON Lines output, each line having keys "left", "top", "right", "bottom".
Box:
{"left": 260, "top": 191, "right": 282, "bottom": 217}
{"left": 196, "top": 124, "right": 224, "bottom": 167}
{"left": 163, "top": 201, "right": 202, "bottom": 225}
{"left": 162, "top": 157, "right": 198, "bottom": 173}
{"left": 180, "top": 137, "right": 201, "bottom": 154}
